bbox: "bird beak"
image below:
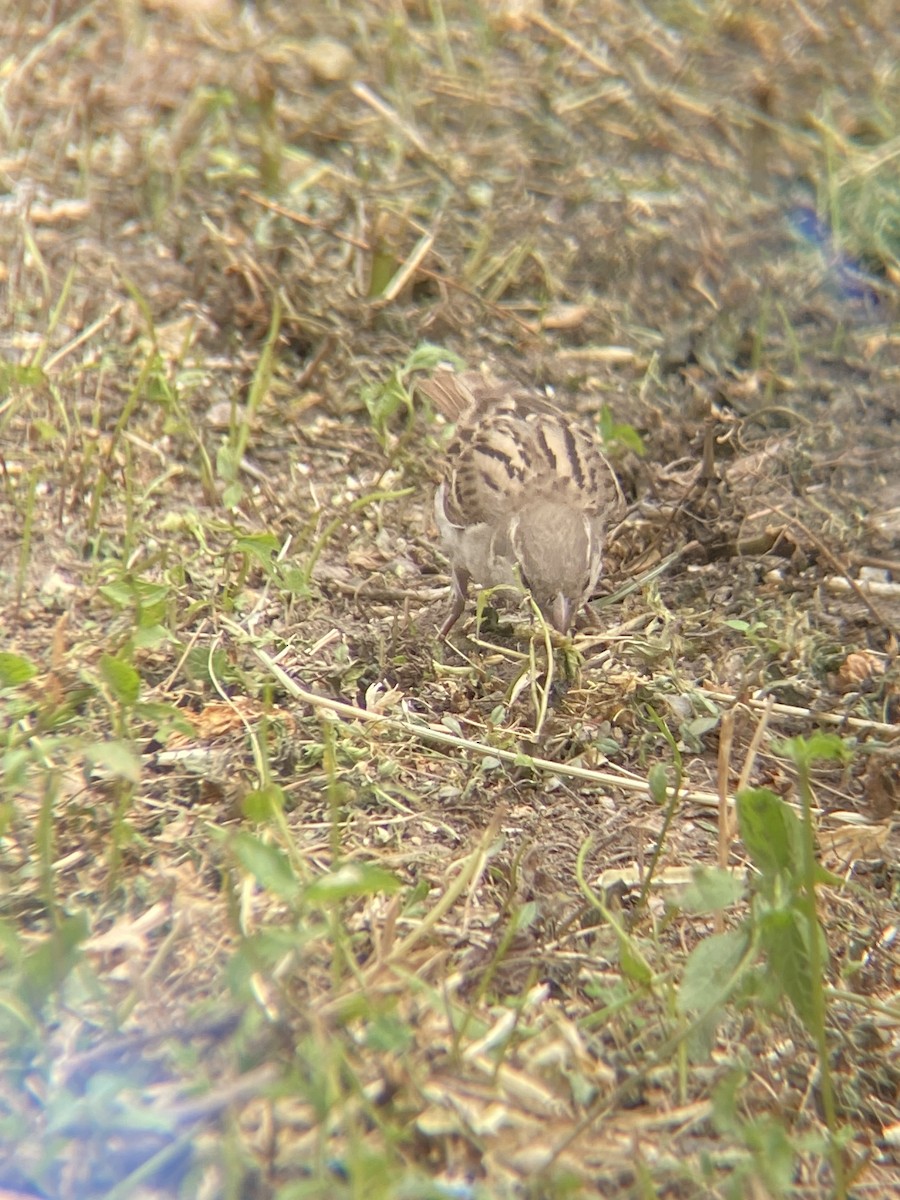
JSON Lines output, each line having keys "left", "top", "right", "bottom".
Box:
{"left": 550, "top": 593, "right": 573, "bottom": 633}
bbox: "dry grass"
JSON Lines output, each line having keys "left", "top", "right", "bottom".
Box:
{"left": 1, "top": 0, "right": 899, "bottom": 1196}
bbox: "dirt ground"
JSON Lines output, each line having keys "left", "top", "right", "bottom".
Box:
{"left": 1, "top": 1, "right": 899, "bottom": 1197}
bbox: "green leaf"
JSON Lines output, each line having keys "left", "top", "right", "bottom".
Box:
{"left": 361, "top": 371, "right": 411, "bottom": 442}
{"left": 773, "top": 732, "right": 854, "bottom": 768}
{"left": 682, "top": 715, "right": 720, "bottom": 740}
{"left": 0, "top": 652, "right": 38, "bottom": 687}
{"left": 133, "top": 702, "right": 196, "bottom": 738}
{"left": 222, "top": 481, "right": 243, "bottom": 509}
{"left": 84, "top": 741, "right": 142, "bottom": 784}
{"left": 130, "top": 579, "right": 170, "bottom": 608}
{"left": 0, "top": 358, "right": 47, "bottom": 395}
{"left": 242, "top": 784, "right": 286, "bottom": 822}
{"left": 402, "top": 342, "right": 465, "bottom": 376}
{"left": 685, "top": 1007, "right": 724, "bottom": 1063}
{"left": 364, "top": 1013, "right": 414, "bottom": 1055}
{"left": 362, "top": 345, "right": 466, "bottom": 444}
{"left": 680, "top": 866, "right": 745, "bottom": 914}
{"left": 216, "top": 442, "right": 241, "bottom": 483}
{"left": 235, "top": 533, "right": 280, "bottom": 565}
{"left": 367, "top": 246, "right": 399, "bottom": 298}
{"left": 99, "top": 581, "right": 134, "bottom": 608}
{"left": 305, "top": 862, "right": 401, "bottom": 902}
{"left": 677, "top": 929, "right": 749, "bottom": 1014}
{"left": 710, "top": 1067, "right": 745, "bottom": 1135}
{"left": 647, "top": 762, "right": 669, "bottom": 805}
{"left": 183, "top": 646, "right": 235, "bottom": 685}
{"left": 758, "top": 907, "right": 826, "bottom": 1033}
{"left": 32, "top": 418, "right": 61, "bottom": 443}
{"left": 232, "top": 833, "right": 299, "bottom": 900}
{"left": 744, "top": 1114, "right": 796, "bottom": 1195}
{"left": 100, "top": 654, "right": 141, "bottom": 706}
{"left": 736, "top": 788, "right": 804, "bottom": 884}
{"left": 0, "top": 989, "right": 40, "bottom": 1041}
{"left": 131, "top": 624, "right": 170, "bottom": 649}
{"left": 597, "top": 405, "right": 645, "bottom": 455}
{"left": 3, "top": 748, "right": 32, "bottom": 792}
{"left": 617, "top": 935, "right": 653, "bottom": 985}
{"left": 20, "top": 912, "right": 90, "bottom": 1009}
{"left": 99, "top": 577, "right": 169, "bottom": 611}
{"left": 278, "top": 567, "right": 312, "bottom": 596}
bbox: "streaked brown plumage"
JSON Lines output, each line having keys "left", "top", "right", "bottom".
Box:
{"left": 419, "top": 370, "right": 622, "bottom": 636}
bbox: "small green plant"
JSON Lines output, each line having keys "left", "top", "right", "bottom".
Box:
{"left": 596, "top": 404, "right": 645, "bottom": 456}
{"left": 361, "top": 342, "right": 465, "bottom": 448}
{"left": 677, "top": 732, "right": 854, "bottom": 1196}
{"left": 216, "top": 297, "right": 282, "bottom": 510}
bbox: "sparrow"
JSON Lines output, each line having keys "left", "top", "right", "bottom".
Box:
{"left": 419, "top": 370, "right": 623, "bottom": 637}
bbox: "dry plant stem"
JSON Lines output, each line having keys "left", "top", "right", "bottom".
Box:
{"left": 101, "top": 1125, "right": 205, "bottom": 1200}
{"left": 527, "top": 599, "right": 555, "bottom": 737}
{"left": 849, "top": 553, "right": 900, "bottom": 573}
{"left": 351, "top": 81, "right": 453, "bottom": 176}
{"left": 0, "top": 2, "right": 97, "bottom": 94}
{"left": 768, "top": 502, "right": 899, "bottom": 635}
{"left": 164, "top": 1064, "right": 281, "bottom": 1125}
{"left": 43, "top": 302, "right": 122, "bottom": 372}
{"left": 59, "top": 1012, "right": 243, "bottom": 1086}
{"left": 159, "top": 618, "right": 211, "bottom": 693}
{"left": 460, "top": 809, "right": 506, "bottom": 934}
{"left": 716, "top": 708, "right": 734, "bottom": 934}
{"left": 593, "top": 545, "right": 695, "bottom": 611}
{"left": 241, "top": 191, "right": 539, "bottom": 335}
{"left": 736, "top": 695, "right": 774, "bottom": 793}
{"left": 15, "top": 469, "right": 38, "bottom": 611}
{"left": 116, "top": 911, "right": 186, "bottom": 1025}
{"left": 371, "top": 232, "right": 436, "bottom": 306}
{"left": 527, "top": 13, "right": 618, "bottom": 76}
{"left": 417, "top": 264, "right": 540, "bottom": 335}
{"left": 700, "top": 687, "right": 897, "bottom": 738}
{"left": 241, "top": 189, "right": 371, "bottom": 251}
{"left": 296, "top": 335, "right": 335, "bottom": 389}
{"left": 826, "top": 576, "right": 900, "bottom": 599}
{"left": 245, "top": 640, "right": 728, "bottom": 808}
{"left": 246, "top": 639, "right": 844, "bottom": 819}
{"left": 636, "top": 770, "right": 682, "bottom": 910}
{"left": 319, "top": 806, "right": 507, "bottom": 1019}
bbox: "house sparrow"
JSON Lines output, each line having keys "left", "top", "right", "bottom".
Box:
{"left": 419, "top": 370, "right": 623, "bottom": 636}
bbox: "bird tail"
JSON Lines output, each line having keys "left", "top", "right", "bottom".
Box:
{"left": 415, "top": 370, "right": 481, "bottom": 421}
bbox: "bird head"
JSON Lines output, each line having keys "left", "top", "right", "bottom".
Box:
{"left": 511, "top": 501, "right": 600, "bottom": 633}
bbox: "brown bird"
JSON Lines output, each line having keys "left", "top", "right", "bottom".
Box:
{"left": 419, "top": 370, "right": 623, "bottom": 636}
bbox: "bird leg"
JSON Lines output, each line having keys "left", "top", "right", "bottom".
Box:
{"left": 440, "top": 566, "right": 470, "bottom": 637}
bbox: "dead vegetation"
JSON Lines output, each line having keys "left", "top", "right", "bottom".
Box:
{"left": 1, "top": 0, "right": 899, "bottom": 1196}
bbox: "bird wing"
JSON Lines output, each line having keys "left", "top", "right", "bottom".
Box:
{"left": 424, "top": 373, "right": 617, "bottom": 528}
